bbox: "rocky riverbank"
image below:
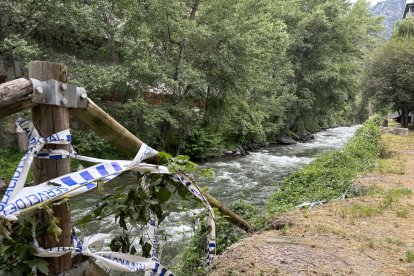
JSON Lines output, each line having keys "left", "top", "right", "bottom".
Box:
{"left": 201, "top": 129, "right": 317, "bottom": 161}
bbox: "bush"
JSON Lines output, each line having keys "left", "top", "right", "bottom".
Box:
{"left": 265, "top": 115, "right": 382, "bottom": 214}
{"left": 174, "top": 200, "right": 258, "bottom": 275}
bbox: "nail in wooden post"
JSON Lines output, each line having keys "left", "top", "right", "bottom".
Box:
{"left": 29, "top": 61, "right": 72, "bottom": 274}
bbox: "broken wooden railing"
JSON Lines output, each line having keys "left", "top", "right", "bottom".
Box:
{"left": 0, "top": 61, "right": 253, "bottom": 274}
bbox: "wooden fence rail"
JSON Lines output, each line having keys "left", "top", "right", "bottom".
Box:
{"left": 0, "top": 78, "right": 35, "bottom": 118}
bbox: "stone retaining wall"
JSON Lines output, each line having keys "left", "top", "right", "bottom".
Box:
{"left": 381, "top": 127, "right": 409, "bottom": 136}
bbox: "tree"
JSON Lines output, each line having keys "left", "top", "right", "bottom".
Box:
{"left": 363, "top": 18, "right": 414, "bottom": 127}
{"left": 0, "top": 0, "right": 382, "bottom": 155}
{"left": 363, "top": 38, "right": 414, "bottom": 127}
{"left": 284, "top": 0, "right": 382, "bottom": 131}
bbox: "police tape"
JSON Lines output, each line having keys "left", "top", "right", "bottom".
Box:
{"left": 0, "top": 118, "right": 72, "bottom": 217}
{"left": 0, "top": 118, "right": 216, "bottom": 271}
{"left": 35, "top": 233, "right": 174, "bottom": 275}
{"left": 147, "top": 215, "right": 159, "bottom": 276}
{"left": 172, "top": 174, "right": 216, "bottom": 268}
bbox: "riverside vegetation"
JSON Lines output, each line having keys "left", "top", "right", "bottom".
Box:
{"left": 175, "top": 115, "right": 383, "bottom": 274}
{"left": 0, "top": 0, "right": 382, "bottom": 158}
{"left": 210, "top": 120, "right": 414, "bottom": 275}
{"left": 0, "top": 0, "right": 409, "bottom": 274}
{"left": 0, "top": 109, "right": 382, "bottom": 275}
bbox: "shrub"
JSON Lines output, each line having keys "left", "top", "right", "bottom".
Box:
{"left": 173, "top": 200, "right": 258, "bottom": 275}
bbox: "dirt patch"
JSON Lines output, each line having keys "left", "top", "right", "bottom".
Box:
{"left": 211, "top": 133, "right": 414, "bottom": 275}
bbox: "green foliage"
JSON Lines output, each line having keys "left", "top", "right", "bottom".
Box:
{"left": 266, "top": 115, "right": 382, "bottom": 215}
{"left": 393, "top": 18, "right": 414, "bottom": 38}
{"left": 75, "top": 153, "right": 211, "bottom": 264}
{"left": 363, "top": 18, "right": 414, "bottom": 127}
{"left": 1, "top": 0, "right": 381, "bottom": 157}
{"left": 405, "top": 251, "right": 414, "bottom": 263}
{"left": 174, "top": 200, "right": 258, "bottom": 275}
{"left": 0, "top": 217, "right": 48, "bottom": 275}
{"left": 284, "top": 0, "right": 382, "bottom": 131}
{"left": 185, "top": 128, "right": 222, "bottom": 158}
{"left": 71, "top": 128, "right": 125, "bottom": 160}
{"left": 76, "top": 176, "right": 188, "bottom": 256}
{"left": 0, "top": 34, "right": 40, "bottom": 65}
{"left": 0, "top": 149, "right": 30, "bottom": 182}
{"left": 0, "top": 0, "right": 384, "bottom": 270}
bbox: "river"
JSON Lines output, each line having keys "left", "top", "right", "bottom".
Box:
{"left": 71, "top": 126, "right": 358, "bottom": 265}
{"left": 202, "top": 126, "right": 359, "bottom": 206}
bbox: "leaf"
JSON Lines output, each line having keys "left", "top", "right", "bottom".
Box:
{"left": 177, "top": 186, "right": 189, "bottom": 199}
{"left": 76, "top": 214, "right": 93, "bottom": 226}
{"left": 36, "top": 259, "right": 49, "bottom": 274}
{"left": 141, "top": 242, "right": 152, "bottom": 258}
{"left": 157, "top": 187, "right": 172, "bottom": 204}
{"left": 158, "top": 151, "right": 172, "bottom": 163}
{"left": 119, "top": 213, "right": 127, "bottom": 230}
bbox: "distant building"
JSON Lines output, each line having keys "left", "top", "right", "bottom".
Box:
{"left": 403, "top": 0, "right": 414, "bottom": 18}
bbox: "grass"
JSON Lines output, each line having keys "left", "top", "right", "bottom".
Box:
{"left": 386, "top": 119, "right": 400, "bottom": 127}
{"left": 342, "top": 188, "right": 412, "bottom": 218}
{"left": 405, "top": 251, "right": 414, "bottom": 263}
{"left": 376, "top": 154, "right": 406, "bottom": 175}
{"left": 385, "top": 237, "right": 405, "bottom": 247}
{"left": 376, "top": 133, "right": 413, "bottom": 175}
{"left": 0, "top": 149, "right": 32, "bottom": 183}
{"left": 347, "top": 203, "right": 378, "bottom": 218}
{"left": 396, "top": 208, "right": 410, "bottom": 218}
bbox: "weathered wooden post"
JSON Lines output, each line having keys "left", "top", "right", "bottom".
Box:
{"left": 29, "top": 61, "right": 72, "bottom": 274}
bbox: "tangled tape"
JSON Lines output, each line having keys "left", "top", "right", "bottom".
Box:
{"left": 0, "top": 118, "right": 216, "bottom": 274}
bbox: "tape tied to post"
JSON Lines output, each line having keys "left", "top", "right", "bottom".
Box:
{"left": 0, "top": 118, "right": 216, "bottom": 272}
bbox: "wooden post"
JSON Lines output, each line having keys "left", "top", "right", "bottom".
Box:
{"left": 29, "top": 61, "right": 72, "bottom": 274}
{"left": 16, "top": 124, "right": 28, "bottom": 152}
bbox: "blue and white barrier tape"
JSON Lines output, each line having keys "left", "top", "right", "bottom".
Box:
{"left": 146, "top": 213, "right": 159, "bottom": 276}
{"left": 0, "top": 118, "right": 216, "bottom": 271}
{"left": 35, "top": 233, "right": 174, "bottom": 275}
{"left": 172, "top": 174, "right": 216, "bottom": 268}
{"left": 0, "top": 118, "right": 72, "bottom": 215}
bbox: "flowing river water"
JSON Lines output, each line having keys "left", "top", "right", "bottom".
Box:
{"left": 71, "top": 126, "right": 358, "bottom": 264}
{"left": 202, "top": 126, "right": 359, "bottom": 207}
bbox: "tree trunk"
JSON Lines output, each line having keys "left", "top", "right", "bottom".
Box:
{"left": 173, "top": 0, "right": 200, "bottom": 102}
{"left": 401, "top": 105, "right": 409, "bottom": 128}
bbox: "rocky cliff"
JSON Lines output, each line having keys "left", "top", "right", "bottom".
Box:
{"left": 370, "top": 0, "right": 406, "bottom": 38}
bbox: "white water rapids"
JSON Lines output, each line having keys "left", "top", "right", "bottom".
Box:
{"left": 202, "top": 126, "right": 359, "bottom": 206}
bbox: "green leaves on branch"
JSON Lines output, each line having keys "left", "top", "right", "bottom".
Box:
{"left": 0, "top": 216, "right": 49, "bottom": 275}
